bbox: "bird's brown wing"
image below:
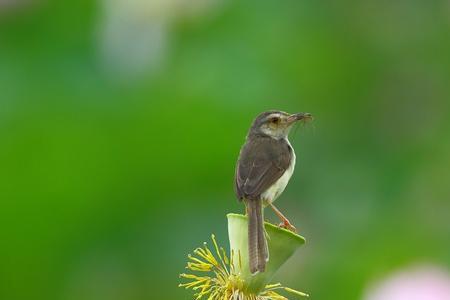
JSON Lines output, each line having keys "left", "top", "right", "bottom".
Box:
{"left": 234, "top": 136, "right": 292, "bottom": 201}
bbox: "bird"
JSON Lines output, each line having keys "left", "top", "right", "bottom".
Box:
{"left": 234, "top": 110, "right": 312, "bottom": 274}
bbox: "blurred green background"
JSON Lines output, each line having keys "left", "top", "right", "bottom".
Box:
{"left": 1, "top": 1, "right": 450, "bottom": 299}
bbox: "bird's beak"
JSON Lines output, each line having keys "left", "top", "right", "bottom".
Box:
{"left": 286, "top": 112, "right": 313, "bottom": 124}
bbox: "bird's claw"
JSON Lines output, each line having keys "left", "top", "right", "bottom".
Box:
{"left": 278, "top": 221, "right": 297, "bottom": 233}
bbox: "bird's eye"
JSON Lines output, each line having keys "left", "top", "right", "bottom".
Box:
{"left": 270, "top": 117, "right": 280, "bottom": 124}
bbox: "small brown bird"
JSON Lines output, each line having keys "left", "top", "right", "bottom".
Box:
{"left": 234, "top": 110, "right": 312, "bottom": 274}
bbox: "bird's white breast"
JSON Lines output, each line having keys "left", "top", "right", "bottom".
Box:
{"left": 261, "top": 138, "right": 296, "bottom": 205}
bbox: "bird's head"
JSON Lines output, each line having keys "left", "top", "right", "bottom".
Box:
{"left": 249, "top": 110, "right": 312, "bottom": 139}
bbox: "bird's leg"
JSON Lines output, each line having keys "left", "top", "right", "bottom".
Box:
{"left": 268, "top": 203, "right": 297, "bottom": 232}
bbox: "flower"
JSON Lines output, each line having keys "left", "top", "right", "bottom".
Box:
{"left": 179, "top": 214, "right": 309, "bottom": 300}
{"left": 362, "top": 264, "right": 450, "bottom": 300}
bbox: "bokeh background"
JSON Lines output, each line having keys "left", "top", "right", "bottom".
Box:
{"left": 1, "top": 1, "right": 450, "bottom": 299}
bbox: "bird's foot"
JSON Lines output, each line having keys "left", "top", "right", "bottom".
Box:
{"left": 279, "top": 221, "right": 297, "bottom": 233}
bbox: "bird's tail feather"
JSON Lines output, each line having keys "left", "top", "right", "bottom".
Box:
{"left": 248, "top": 199, "right": 269, "bottom": 274}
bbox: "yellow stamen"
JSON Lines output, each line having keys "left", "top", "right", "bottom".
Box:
{"left": 179, "top": 235, "right": 308, "bottom": 299}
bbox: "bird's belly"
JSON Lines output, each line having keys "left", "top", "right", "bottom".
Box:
{"left": 262, "top": 149, "right": 296, "bottom": 206}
